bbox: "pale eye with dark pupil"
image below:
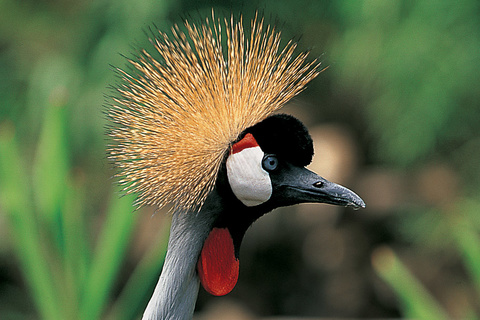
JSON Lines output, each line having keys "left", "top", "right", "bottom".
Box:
{"left": 262, "top": 155, "right": 278, "bottom": 171}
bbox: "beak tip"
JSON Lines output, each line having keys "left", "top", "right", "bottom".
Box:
{"left": 350, "top": 198, "right": 366, "bottom": 210}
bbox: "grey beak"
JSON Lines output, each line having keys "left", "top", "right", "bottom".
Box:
{"left": 309, "top": 177, "right": 366, "bottom": 209}
{"left": 277, "top": 166, "right": 365, "bottom": 209}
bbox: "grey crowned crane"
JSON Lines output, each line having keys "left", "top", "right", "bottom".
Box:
{"left": 107, "top": 13, "right": 365, "bottom": 320}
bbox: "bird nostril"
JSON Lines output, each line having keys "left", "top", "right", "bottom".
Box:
{"left": 313, "top": 181, "right": 323, "bottom": 188}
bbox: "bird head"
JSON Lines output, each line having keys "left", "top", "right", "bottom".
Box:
{"left": 225, "top": 113, "right": 364, "bottom": 210}
{"left": 197, "top": 113, "right": 365, "bottom": 296}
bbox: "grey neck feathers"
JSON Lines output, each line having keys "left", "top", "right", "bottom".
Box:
{"left": 142, "top": 192, "right": 222, "bottom": 320}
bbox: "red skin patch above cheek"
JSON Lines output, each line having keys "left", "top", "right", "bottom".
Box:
{"left": 231, "top": 133, "right": 259, "bottom": 154}
{"left": 197, "top": 228, "right": 239, "bottom": 296}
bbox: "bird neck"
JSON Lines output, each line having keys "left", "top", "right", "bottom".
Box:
{"left": 142, "top": 193, "right": 222, "bottom": 320}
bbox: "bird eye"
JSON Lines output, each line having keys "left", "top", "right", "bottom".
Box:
{"left": 262, "top": 155, "right": 278, "bottom": 172}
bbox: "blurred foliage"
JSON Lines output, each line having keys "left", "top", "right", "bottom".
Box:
{"left": 0, "top": 0, "right": 172, "bottom": 319}
{"left": 332, "top": 1, "right": 480, "bottom": 167}
{"left": 1, "top": 0, "right": 479, "bottom": 319}
{"left": 0, "top": 72, "right": 170, "bottom": 320}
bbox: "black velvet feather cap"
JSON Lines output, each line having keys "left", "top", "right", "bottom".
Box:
{"left": 243, "top": 114, "right": 314, "bottom": 167}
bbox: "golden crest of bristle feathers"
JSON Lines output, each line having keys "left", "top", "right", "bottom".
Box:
{"left": 107, "top": 13, "right": 321, "bottom": 212}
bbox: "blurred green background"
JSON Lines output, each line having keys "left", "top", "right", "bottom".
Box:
{"left": 1, "top": 0, "right": 480, "bottom": 319}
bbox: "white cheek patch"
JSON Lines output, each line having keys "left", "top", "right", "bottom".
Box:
{"left": 226, "top": 134, "right": 272, "bottom": 207}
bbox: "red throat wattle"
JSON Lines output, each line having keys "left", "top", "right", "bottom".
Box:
{"left": 197, "top": 227, "right": 239, "bottom": 296}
